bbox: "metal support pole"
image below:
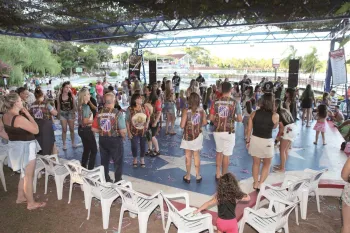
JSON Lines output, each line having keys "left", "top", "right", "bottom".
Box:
{"left": 324, "top": 33, "right": 335, "bottom": 92}
{"left": 274, "top": 68, "right": 277, "bottom": 81}
{"left": 135, "top": 42, "right": 146, "bottom": 85}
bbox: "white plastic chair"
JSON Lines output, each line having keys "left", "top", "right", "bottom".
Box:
{"left": 39, "top": 155, "right": 70, "bottom": 200}
{"left": 0, "top": 152, "right": 8, "bottom": 191}
{"left": 64, "top": 161, "right": 105, "bottom": 206}
{"left": 161, "top": 192, "right": 214, "bottom": 233}
{"left": 33, "top": 156, "right": 45, "bottom": 193}
{"left": 239, "top": 199, "right": 298, "bottom": 233}
{"left": 82, "top": 176, "right": 132, "bottom": 230}
{"left": 255, "top": 179, "right": 306, "bottom": 225}
{"left": 115, "top": 186, "right": 164, "bottom": 233}
{"left": 282, "top": 168, "right": 327, "bottom": 218}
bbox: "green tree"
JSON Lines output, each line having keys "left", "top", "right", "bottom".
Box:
{"left": 301, "top": 47, "right": 324, "bottom": 74}
{"left": 79, "top": 48, "right": 99, "bottom": 72}
{"left": 280, "top": 45, "right": 299, "bottom": 69}
{"left": 116, "top": 51, "right": 130, "bottom": 69}
{"left": 94, "top": 44, "right": 113, "bottom": 64}
{"left": 184, "top": 47, "right": 211, "bottom": 66}
{"left": 0, "top": 36, "right": 60, "bottom": 86}
{"left": 53, "top": 42, "right": 81, "bottom": 76}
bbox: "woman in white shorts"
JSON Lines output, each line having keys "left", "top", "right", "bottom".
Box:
{"left": 0, "top": 93, "right": 45, "bottom": 210}
{"left": 246, "top": 93, "right": 279, "bottom": 191}
{"left": 341, "top": 158, "right": 350, "bottom": 233}
{"left": 180, "top": 92, "right": 207, "bottom": 183}
{"left": 274, "top": 99, "right": 296, "bottom": 173}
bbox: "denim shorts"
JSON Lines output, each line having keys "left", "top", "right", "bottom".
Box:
{"left": 60, "top": 110, "right": 75, "bottom": 120}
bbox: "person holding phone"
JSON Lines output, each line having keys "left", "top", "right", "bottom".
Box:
{"left": 56, "top": 81, "right": 76, "bottom": 150}
{"left": 0, "top": 93, "right": 45, "bottom": 210}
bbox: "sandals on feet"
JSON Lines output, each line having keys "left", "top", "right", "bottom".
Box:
{"left": 140, "top": 163, "right": 146, "bottom": 168}
{"left": 253, "top": 181, "right": 260, "bottom": 192}
{"left": 183, "top": 175, "right": 190, "bottom": 184}
{"left": 150, "top": 150, "right": 160, "bottom": 157}
{"left": 133, "top": 162, "right": 138, "bottom": 168}
{"left": 196, "top": 175, "right": 202, "bottom": 183}
{"left": 145, "top": 149, "right": 152, "bottom": 156}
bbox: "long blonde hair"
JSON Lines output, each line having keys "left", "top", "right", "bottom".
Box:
{"left": 0, "top": 93, "right": 19, "bottom": 113}
{"left": 78, "top": 88, "right": 90, "bottom": 109}
{"left": 134, "top": 80, "right": 142, "bottom": 94}
{"left": 165, "top": 80, "right": 173, "bottom": 100}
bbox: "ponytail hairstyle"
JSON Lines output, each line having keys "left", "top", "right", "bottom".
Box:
{"left": 34, "top": 87, "right": 44, "bottom": 99}
{"left": 0, "top": 93, "right": 20, "bottom": 113}
{"left": 250, "top": 98, "right": 256, "bottom": 109}
{"left": 188, "top": 92, "right": 200, "bottom": 113}
{"left": 245, "top": 100, "right": 253, "bottom": 114}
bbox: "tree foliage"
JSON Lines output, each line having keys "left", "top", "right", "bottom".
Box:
{"left": 0, "top": 36, "right": 61, "bottom": 85}
{"left": 183, "top": 47, "right": 211, "bottom": 66}
{"left": 301, "top": 47, "right": 324, "bottom": 74}
{"left": 280, "top": 46, "right": 299, "bottom": 69}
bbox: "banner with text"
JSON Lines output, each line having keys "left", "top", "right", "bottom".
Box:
{"left": 330, "top": 49, "right": 347, "bottom": 85}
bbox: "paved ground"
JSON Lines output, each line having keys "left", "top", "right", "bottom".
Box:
{"left": 0, "top": 166, "right": 342, "bottom": 233}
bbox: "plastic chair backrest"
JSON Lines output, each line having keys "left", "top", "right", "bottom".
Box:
{"left": 275, "top": 203, "right": 297, "bottom": 230}
{"left": 116, "top": 186, "right": 143, "bottom": 213}
{"left": 287, "top": 180, "right": 305, "bottom": 201}
{"left": 39, "top": 155, "right": 59, "bottom": 171}
{"left": 161, "top": 194, "right": 194, "bottom": 225}
{"left": 307, "top": 169, "right": 326, "bottom": 190}
{"left": 82, "top": 176, "right": 102, "bottom": 199}
{"left": 65, "top": 161, "right": 84, "bottom": 184}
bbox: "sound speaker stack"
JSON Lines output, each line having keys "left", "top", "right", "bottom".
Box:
{"left": 288, "top": 59, "right": 300, "bottom": 88}
{"left": 149, "top": 60, "right": 157, "bottom": 85}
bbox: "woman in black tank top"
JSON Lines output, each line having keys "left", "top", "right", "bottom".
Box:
{"left": 0, "top": 93, "right": 46, "bottom": 210}
{"left": 57, "top": 81, "right": 76, "bottom": 150}
{"left": 246, "top": 93, "right": 279, "bottom": 191}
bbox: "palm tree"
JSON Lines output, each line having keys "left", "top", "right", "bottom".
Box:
{"left": 280, "top": 45, "right": 298, "bottom": 69}
{"left": 301, "top": 47, "right": 324, "bottom": 77}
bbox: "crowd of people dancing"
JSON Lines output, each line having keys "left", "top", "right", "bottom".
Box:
{"left": 0, "top": 72, "right": 349, "bottom": 233}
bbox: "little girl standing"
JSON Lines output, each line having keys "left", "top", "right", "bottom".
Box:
{"left": 194, "top": 173, "right": 250, "bottom": 233}
{"left": 314, "top": 104, "right": 328, "bottom": 145}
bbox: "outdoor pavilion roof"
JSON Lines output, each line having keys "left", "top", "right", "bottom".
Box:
{"left": 0, "top": 0, "right": 349, "bottom": 45}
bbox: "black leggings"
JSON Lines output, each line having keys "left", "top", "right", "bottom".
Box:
{"left": 78, "top": 126, "right": 97, "bottom": 170}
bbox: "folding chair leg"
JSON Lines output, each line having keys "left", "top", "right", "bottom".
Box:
{"left": 138, "top": 212, "right": 150, "bottom": 233}
{"left": 118, "top": 206, "right": 125, "bottom": 233}
{"left": 165, "top": 218, "right": 172, "bottom": 233}
{"left": 300, "top": 189, "right": 309, "bottom": 220}
{"left": 44, "top": 173, "right": 49, "bottom": 194}
{"left": 0, "top": 161, "right": 6, "bottom": 192}
{"left": 54, "top": 176, "right": 64, "bottom": 200}
{"left": 86, "top": 194, "right": 92, "bottom": 220}
{"left": 68, "top": 180, "right": 73, "bottom": 204}
{"left": 101, "top": 199, "right": 113, "bottom": 229}
{"left": 284, "top": 222, "right": 290, "bottom": 233}
{"left": 295, "top": 203, "right": 299, "bottom": 226}
{"left": 315, "top": 189, "right": 321, "bottom": 213}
